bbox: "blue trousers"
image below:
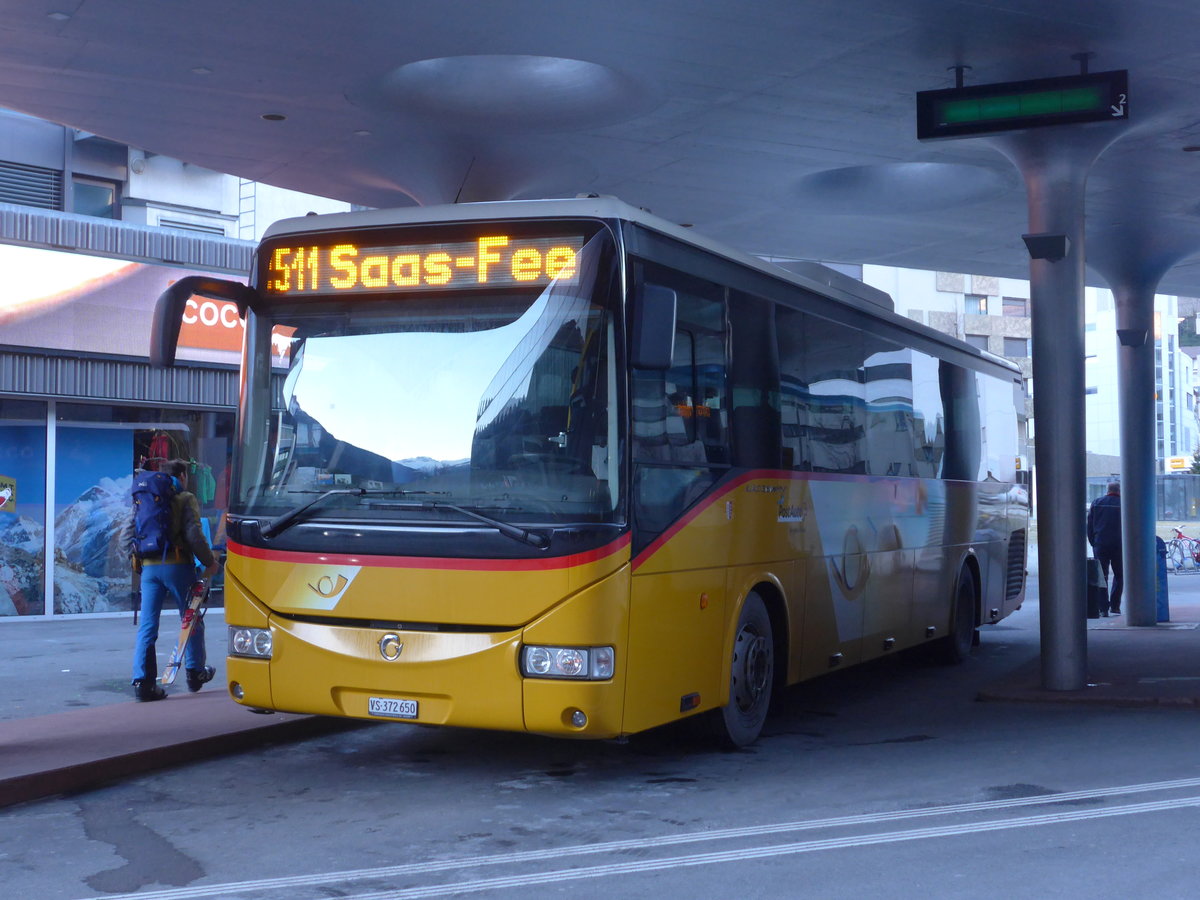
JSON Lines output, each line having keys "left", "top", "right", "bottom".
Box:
{"left": 132, "top": 562, "right": 205, "bottom": 682}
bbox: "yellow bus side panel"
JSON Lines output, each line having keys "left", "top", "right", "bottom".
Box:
{"left": 624, "top": 567, "right": 729, "bottom": 735}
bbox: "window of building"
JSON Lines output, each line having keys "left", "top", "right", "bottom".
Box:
{"left": 964, "top": 294, "right": 986, "bottom": 315}
{"left": 72, "top": 177, "right": 118, "bottom": 219}
{"left": 1002, "top": 296, "right": 1028, "bottom": 317}
{"left": 965, "top": 334, "right": 989, "bottom": 351}
{"left": 1003, "top": 337, "right": 1030, "bottom": 357}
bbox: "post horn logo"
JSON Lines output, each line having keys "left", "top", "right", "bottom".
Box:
{"left": 308, "top": 574, "right": 349, "bottom": 599}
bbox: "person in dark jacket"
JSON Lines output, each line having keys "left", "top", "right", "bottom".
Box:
{"left": 1087, "top": 481, "right": 1123, "bottom": 616}
{"left": 125, "top": 459, "right": 221, "bottom": 701}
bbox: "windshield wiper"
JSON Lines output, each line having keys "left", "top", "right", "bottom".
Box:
{"left": 258, "top": 489, "right": 548, "bottom": 548}
{"left": 392, "top": 500, "right": 550, "bottom": 550}
{"left": 260, "top": 487, "right": 393, "bottom": 538}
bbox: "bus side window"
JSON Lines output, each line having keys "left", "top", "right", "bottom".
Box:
{"left": 911, "top": 350, "right": 944, "bottom": 477}
{"left": 630, "top": 267, "right": 728, "bottom": 467}
{"left": 730, "top": 291, "right": 780, "bottom": 469}
{"left": 776, "top": 306, "right": 809, "bottom": 470}
{"left": 938, "top": 361, "right": 981, "bottom": 481}
{"left": 804, "top": 316, "right": 866, "bottom": 474}
{"left": 777, "top": 307, "right": 875, "bottom": 475}
{"left": 863, "top": 340, "right": 916, "bottom": 478}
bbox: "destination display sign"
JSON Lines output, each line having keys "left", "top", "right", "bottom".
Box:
{"left": 262, "top": 234, "right": 583, "bottom": 296}
{"left": 916, "top": 70, "right": 1128, "bottom": 141}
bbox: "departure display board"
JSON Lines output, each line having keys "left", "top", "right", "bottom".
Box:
{"left": 916, "top": 70, "right": 1128, "bottom": 141}
{"left": 262, "top": 234, "right": 583, "bottom": 295}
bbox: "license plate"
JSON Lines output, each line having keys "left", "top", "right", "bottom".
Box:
{"left": 368, "top": 696, "right": 418, "bottom": 719}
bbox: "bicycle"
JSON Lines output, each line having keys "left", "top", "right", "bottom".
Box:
{"left": 1165, "top": 526, "right": 1200, "bottom": 572}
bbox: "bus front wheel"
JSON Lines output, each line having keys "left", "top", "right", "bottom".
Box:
{"left": 715, "top": 592, "right": 774, "bottom": 748}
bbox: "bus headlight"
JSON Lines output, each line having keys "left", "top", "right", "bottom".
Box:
{"left": 229, "top": 626, "right": 273, "bottom": 659}
{"left": 520, "top": 645, "right": 614, "bottom": 680}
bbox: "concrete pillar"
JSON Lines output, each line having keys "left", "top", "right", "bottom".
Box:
{"left": 1114, "top": 291, "right": 1158, "bottom": 626}
{"left": 989, "top": 131, "right": 1119, "bottom": 690}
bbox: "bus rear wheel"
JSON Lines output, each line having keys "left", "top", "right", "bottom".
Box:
{"left": 936, "top": 566, "right": 978, "bottom": 665}
{"left": 715, "top": 592, "right": 774, "bottom": 748}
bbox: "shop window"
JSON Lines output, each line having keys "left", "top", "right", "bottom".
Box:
{"left": 0, "top": 399, "right": 48, "bottom": 616}
{"left": 52, "top": 403, "right": 234, "bottom": 614}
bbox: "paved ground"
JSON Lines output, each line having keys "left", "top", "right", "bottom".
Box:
{"left": 1, "top": 554, "right": 1198, "bottom": 809}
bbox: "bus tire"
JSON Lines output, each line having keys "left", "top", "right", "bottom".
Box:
{"left": 715, "top": 591, "right": 774, "bottom": 748}
{"left": 936, "top": 566, "right": 977, "bottom": 665}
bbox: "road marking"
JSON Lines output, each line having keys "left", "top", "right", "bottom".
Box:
{"left": 337, "top": 795, "right": 1200, "bottom": 900}
{"left": 75, "top": 775, "right": 1200, "bottom": 900}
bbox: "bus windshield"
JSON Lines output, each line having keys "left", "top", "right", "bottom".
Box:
{"left": 232, "top": 229, "right": 621, "bottom": 527}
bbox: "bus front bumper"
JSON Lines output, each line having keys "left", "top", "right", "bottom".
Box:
{"left": 226, "top": 617, "right": 626, "bottom": 738}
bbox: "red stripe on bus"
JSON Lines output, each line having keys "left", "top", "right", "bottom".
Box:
{"left": 631, "top": 470, "right": 765, "bottom": 570}
{"left": 227, "top": 534, "right": 631, "bottom": 572}
{"left": 628, "top": 467, "right": 910, "bottom": 570}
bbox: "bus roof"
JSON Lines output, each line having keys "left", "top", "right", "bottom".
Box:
{"left": 261, "top": 196, "right": 1020, "bottom": 380}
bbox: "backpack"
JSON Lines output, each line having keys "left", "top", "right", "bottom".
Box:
{"left": 131, "top": 470, "right": 178, "bottom": 559}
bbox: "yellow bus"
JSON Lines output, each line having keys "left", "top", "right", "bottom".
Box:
{"left": 152, "top": 197, "right": 1029, "bottom": 746}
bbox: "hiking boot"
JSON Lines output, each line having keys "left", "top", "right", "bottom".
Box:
{"left": 133, "top": 678, "right": 167, "bottom": 702}
{"left": 186, "top": 665, "right": 215, "bottom": 693}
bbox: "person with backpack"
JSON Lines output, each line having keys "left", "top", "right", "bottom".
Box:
{"left": 126, "top": 458, "right": 221, "bottom": 701}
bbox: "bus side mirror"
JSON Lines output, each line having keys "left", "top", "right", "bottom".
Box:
{"left": 630, "top": 283, "right": 677, "bottom": 370}
{"left": 150, "top": 276, "right": 259, "bottom": 368}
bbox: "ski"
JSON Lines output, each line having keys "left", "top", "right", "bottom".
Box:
{"left": 160, "top": 578, "right": 209, "bottom": 686}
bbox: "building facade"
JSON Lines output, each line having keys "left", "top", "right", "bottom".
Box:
{"left": 0, "top": 110, "right": 349, "bottom": 619}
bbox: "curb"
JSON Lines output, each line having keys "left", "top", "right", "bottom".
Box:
{"left": 0, "top": 697, "right": 363, "bottom": 809}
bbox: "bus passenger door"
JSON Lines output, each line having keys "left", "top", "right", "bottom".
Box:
{"left": 625, "top": 267, "right": 733, "bottom": 733}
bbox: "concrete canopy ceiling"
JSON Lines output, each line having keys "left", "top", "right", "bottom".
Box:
{"left": 3, "top": 0, "right": 1200, "bottom": 293}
